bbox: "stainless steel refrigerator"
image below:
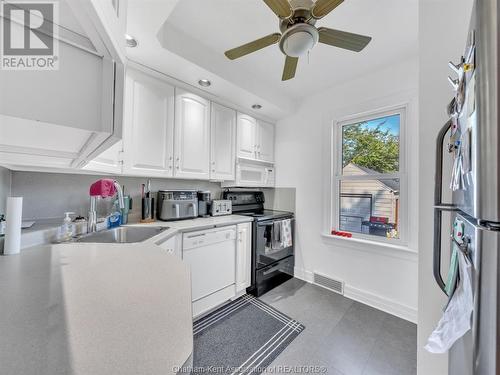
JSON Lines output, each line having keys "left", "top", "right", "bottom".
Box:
{"left": 433, "top": 0, "right": 500, "bottom": 374}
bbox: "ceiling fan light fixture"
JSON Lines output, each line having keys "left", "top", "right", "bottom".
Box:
{"left": 252, "top": 104, "right": 262, "bottom": 110}
{"left": 279, "top": 24, "right": 318, "bottom": 57}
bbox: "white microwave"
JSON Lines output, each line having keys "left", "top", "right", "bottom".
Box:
{"left": 221, "top": 162, "right": 275, "bottom": 188}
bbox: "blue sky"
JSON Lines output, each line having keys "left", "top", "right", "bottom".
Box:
{"left": 348, "top": 114, "right": 400, "bottom": 136}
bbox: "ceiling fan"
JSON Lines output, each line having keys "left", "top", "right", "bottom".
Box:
{"left": 224, "top": 0, "right": 372, "bottom": 81}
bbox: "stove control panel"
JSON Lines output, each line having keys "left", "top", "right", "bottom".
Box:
{"left": 211, "top": 200, "right": 232, "bottom": 216}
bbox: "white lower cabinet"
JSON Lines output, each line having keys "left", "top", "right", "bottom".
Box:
{"left": 157, "top": 234, "right": 181, "bottom": 258}
{"left": 236, "top": 222, "right": 252, "bottom": 294}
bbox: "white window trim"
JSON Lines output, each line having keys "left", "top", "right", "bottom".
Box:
{"left": 330, "top": 103, "right": 409, "bottom": 247}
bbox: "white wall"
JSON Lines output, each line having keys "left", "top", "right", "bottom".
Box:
{"left": 0, "top": 166, "right": 12, "bottom": 214}
{"left": 418, "top": 0, "right": 474, "bottom": 374}
{"left": 275, "top": 58, "right": 419, "bottom": 322}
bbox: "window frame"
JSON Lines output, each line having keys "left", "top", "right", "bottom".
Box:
{"left": 331, "top": 104, "right": 408, "bottom": 246}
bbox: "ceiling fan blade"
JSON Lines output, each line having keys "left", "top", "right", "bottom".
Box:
{"left": 263, "top": 0, "right": 293, "bottom": 18}
{"left": 318, "top": 27, "right": 372, "bottom": 52}
{"left": 311, "top": 0, "right": 344, "bottom": 19}
{"left": 224, "top": 33, "right": 281, "bottom": 60}
{"left": 282, "top": 56, "right": 299, "bottom": 81}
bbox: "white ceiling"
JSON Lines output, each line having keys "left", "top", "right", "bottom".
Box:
{"left": 127, "top": 0, "right": 418, "bottom": 120}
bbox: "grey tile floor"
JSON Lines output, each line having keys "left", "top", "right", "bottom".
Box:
{"left": 260, "top": 278, "right": 417, "bottom": 375}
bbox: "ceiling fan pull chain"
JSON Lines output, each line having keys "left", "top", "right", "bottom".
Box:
{"left": 308, "top": 50, "right": 310, "bottom": 64}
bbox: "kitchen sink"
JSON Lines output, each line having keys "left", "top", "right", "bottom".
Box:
{"left": 76, "top": 226, "right": 168, "bottom": 244}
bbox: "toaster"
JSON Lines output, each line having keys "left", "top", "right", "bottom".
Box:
{"left": 157, "top": 190, "right": 198, "bottom": 221}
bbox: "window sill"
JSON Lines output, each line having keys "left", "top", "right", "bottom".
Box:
{"left": 321, "top": 233, "right": 418, "bottom": 261}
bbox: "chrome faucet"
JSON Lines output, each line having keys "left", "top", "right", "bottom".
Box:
{"left": 88, "top": 180, "right": 125, "bottom": 233}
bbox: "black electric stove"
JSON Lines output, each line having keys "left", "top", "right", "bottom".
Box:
{"left": 238, "top": 209, "right": 293, "bottom": 222}
{"left": 222, "top": 191, "right": 295, "bottom": 297}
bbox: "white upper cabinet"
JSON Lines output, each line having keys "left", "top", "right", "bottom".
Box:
{"left": 236, "top": 113, "right": 275, "bottom": 163}
{"left": 237, "top": 114, "right": 258, "bottom": 160}
{"left": 83, "top": 140, "right": 123, "bottom": 174}
{"left": 122, "top": 69, "right": 175, "bottom": 177}
{"left": 210, "top": 103, "right": 236, "bottom": 181}
{"left": 174, "top": 89, "right": 210, "bottom": 180}
{"left": 258, "top": 120, "right": 275, "bottom": 163}
{"left": 0, "top": 1, "right": 124, "bottom": 171}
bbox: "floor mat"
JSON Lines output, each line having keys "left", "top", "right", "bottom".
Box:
{"left": 192, "top": 294, "right": 305, "bottom": 374}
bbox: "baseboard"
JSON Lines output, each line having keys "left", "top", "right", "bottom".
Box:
{"left": 294, "top": 267, "right": 314, "bottom": 283}
{"left": 343, "top": 285, "right": 417, "bottom": 323}
{"left": 293, "top": 267, "right": 417, "bottom": 323}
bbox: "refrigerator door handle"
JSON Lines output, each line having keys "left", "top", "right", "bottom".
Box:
{"left": 433, "top": 119, "right": 457, "bottom": 295}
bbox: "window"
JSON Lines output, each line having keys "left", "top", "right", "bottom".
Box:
{"left": 332, "top": 107, "right": 406, "bottom": 243}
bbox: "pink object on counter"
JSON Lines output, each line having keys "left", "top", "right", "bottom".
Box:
{"left": 89, "top": 179, "right": 117, "bottom": 197}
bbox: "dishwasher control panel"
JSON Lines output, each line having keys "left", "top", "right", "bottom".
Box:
{"left": 210, "top": 200, "right": 232, "bottom": 216}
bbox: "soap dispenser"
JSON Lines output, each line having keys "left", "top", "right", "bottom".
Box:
{"left": 59, "top": 212, "right": 75, "bottom": 242}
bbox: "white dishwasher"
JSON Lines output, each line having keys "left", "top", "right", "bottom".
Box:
{"left": 183, "top": 226, "right": 237, "bottom": 317}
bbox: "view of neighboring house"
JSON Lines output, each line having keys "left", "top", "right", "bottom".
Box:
{"left": 340, "top": 163, "right": 400, "bottom": 237}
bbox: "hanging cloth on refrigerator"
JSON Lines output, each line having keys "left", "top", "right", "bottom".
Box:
{"left": 425, "top": 246, "right": 473, "bottom": 353}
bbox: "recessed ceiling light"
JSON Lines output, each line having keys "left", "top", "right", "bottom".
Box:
{"left": 198, "top": 79, "right": 211, "bottom": 87}
{"left": 125, "top": 34, "right": 138, "bottom": 48}
{"left": 252, "top": 104, "right": 262, "bottom": 110}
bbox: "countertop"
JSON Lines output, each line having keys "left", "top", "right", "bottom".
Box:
{"left": 130, "top": 215, "right": 255, "bottom": 244}
{"left": 0, "top": 215, "right": 253, "bottom": 375}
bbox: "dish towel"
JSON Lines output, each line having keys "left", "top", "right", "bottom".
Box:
{"left": 281, "top": 219, "right": 293, "bottom": 248}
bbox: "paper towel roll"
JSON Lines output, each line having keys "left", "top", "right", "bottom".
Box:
{"left": 4, "top": 197, "right": 23, "bottom": 255}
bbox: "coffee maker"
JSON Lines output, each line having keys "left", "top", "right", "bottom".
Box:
{"left": 197, "top": 191, "right": 211, "bottom": 217}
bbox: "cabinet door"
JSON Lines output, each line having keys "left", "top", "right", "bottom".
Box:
{"left": 83, "top": 140, "right": 123, "bottom": 174}
{"left": 258, "top": 120, "right": 275, "bottom": 163}
{"left": 237, "top": 113, "right": 257, "bottom": 159}
{"left": 174, "top": 90, "right": 210, "bottom": 179}
{"left": 236, "top": 222, "right": 252, "bottom": 293}
{"left": 158, "top": 235, "right": 181, "bottom": 259}
{"left": 210, "top": 103, "right": 236, "bottom": 181}
{"left": 122, "top": 69, "right": 175, "bottom": 177}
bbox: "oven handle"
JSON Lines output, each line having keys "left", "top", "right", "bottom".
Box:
{"left": 263, "top": 264, "right": 282, "bottom": 276}
{"left": 257, "top": 218, "right": 294, "bottom": 227}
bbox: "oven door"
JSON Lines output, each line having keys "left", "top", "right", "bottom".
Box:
{"left": 255, "top": 219, "right": 294, "bottom": 269}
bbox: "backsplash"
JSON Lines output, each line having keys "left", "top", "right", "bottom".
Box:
{"left": 10, "top": 171, "right": 224, "bottom": 220}
{"left": 7, "top": 171, "right": 296, "bottom": 222}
